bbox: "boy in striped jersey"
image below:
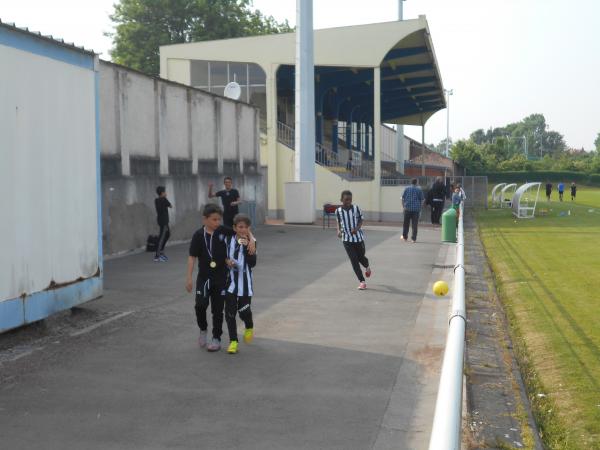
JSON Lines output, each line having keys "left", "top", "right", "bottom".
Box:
{"left": 224, "top": 214, "right": 257, "bottom": 354}
{"left": 336, "top": 190, "right": 372, "bottom": 290}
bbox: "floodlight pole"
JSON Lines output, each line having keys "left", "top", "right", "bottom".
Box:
{"left": 444, "top": 89, "right": 453, "bottom": 157}
{"left": 395, "top": 0, "right": 406, "bottom": 173}
{"left": 421, "top": 114, "right": 426, "bottom": 177}
{"left": 294, "top": 0, "right": 316, "bottom": 184}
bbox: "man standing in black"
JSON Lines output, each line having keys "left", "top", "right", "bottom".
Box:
{"left": 208, "top": 177, "right": 241, "bottom": 227}
{"left": 429, "top": 177, "right": 446, "bottom": 225}
{"left": 154, "top": 186, "right": 172, "bottom": 262}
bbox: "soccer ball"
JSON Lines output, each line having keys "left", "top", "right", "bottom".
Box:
{"left": 433, "top": 280, "right": 449, "bottom": 297}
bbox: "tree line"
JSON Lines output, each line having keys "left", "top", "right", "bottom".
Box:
{"left": 107, "top": 0, "right": 293, "bottom": 76}
{"left": 431, "top": 114, "right": 600, "bottom": 174}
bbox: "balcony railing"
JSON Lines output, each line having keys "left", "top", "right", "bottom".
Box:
{"left": 277, "top": 121, "right": 374, "bottom": 180}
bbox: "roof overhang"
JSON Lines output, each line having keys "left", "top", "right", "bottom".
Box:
{"left": 160, "top": 16, "right": 445, "bottom": 125}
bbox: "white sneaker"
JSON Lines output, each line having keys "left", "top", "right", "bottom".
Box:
{"left": 207, "top": 338, "right": 221, "bottom": 352}
{"left": 198, "top": 330, "right": 208, "bottom": 348}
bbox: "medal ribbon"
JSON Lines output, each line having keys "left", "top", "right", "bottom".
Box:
{"left": 204, "top": 229, "right": 215, "bottom": 265}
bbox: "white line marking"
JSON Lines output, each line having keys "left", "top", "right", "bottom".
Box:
{"left": 70, "top": 311, "right": 134, "bottom": 337}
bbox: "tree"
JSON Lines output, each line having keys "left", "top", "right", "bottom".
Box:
{"left": 108, "top": 0, "right": 293, "bottom": 76}
{"left": 594, "top": 133, "right": 600, "bottom": 152}
{"left": 450, "top": 140, "right": 488, "bottom": 173}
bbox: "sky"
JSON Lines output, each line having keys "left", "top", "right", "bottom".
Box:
{"left": 2, "top": 0, "right": 599, "bottom": 149}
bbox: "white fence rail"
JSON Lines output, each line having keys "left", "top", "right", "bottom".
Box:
{"left": 428, "top": 202, "right": 466, "bottom": 450}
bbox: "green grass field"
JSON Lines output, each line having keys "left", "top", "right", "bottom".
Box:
{"left": 477, "top": 186, "right": 600, "bottom": 449}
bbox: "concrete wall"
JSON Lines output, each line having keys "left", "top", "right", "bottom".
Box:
{"left": 98, "top": 61, "right": 264, "bottom": 255}
{"left": 0, "top": 25, "right": 102, "bottom": 332}
{"left": 101, "top": 172, "right": 265, "bottom": 255}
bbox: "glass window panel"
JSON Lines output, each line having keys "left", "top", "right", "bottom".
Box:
{"left": 229, "top": 62, "right": 247, "bottom": 85}
{"left": 190, "top": 60, "right": 209, "bottom": 86}
{"left": 249, "top": 85, "right": 266, "bottom": 122}
{"left": 210, "top": 61, "right": 228, "bottom": 86}
{"left": 248, "top": 63, "right": 266, "bottom": 85}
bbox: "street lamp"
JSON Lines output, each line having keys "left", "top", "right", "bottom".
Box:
{"left": 444, "top": 89, "right": 453, "bottom": 157}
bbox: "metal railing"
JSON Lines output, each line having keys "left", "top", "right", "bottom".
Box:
{"left": 428, "top": 202, "right": 466, "bottom": 450}
{"left": 277, "top": 121, "right": 374, "bottom": 180}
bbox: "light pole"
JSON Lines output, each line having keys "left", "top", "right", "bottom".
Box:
{"left": 395, "top": 0, "right": 406, "bottom": 172}
{"left": 444, "top": 88, "right": 453, "bottom": 157}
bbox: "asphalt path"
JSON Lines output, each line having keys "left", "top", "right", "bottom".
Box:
{"left": 0, "top": 224, "right": 453, "bottom": 450}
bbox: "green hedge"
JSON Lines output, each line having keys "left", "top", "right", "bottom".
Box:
{"left": 475, "top": 171, "right": 600, "bottom": 185}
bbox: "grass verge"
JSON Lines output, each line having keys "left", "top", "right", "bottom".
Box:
{"left": 476, "top": 191, "right": 600, "bottom": 449}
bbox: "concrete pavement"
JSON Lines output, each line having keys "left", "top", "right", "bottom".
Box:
{"left": 0, "top": 224, "right": 454, "bottom": 450}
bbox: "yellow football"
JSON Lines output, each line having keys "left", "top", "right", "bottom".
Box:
{"left": 433, "top": 280, "right": 449, "bottom": 297}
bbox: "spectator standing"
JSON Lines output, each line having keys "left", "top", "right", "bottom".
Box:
{"left": 401, "top": 179, "right": 424, "bottom": 243}
{"left": 429, "top": 177, "right": 446, "bottom": 225}
{"left": 558, "top": 181, "right": 565, "bottom": 201}
{"left": 209, "top": 177, "right": 241, "bottom": 227}
{"left": 154, "top": 186, "right": 172, "bottom": 262}
{"left": 571, "top": 182, "right": 577, "bottom": 201}
{"left": 545, "top": 181, "right": 553, "bottom": 202}
{"left": 452, "top": 186, "right": 462, "bottom": 219}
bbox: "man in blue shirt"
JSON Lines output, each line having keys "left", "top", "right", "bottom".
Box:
{"left": 401, "top": 178, "right": 425, "bottom": 243}
{"left": 557, "top": 181, "right": 565, "bottom": 202}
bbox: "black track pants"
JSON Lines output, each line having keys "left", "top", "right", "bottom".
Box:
{"left": 225, "top": 294, "right": 253, "bottom": 342}
{"left": 343, "top": 241, "right": 369, "bottom": 282}
{"left": 155, "top": 224, "right": 170, "bottom": 257}
{"left": 431, "top": 200, "right": 444, "bottom": 224}
{"left": 194, "top": 278, "right": 225, "bottom": 339}
{"left": 403, "top": 211, "right": 420, "bottom": 241}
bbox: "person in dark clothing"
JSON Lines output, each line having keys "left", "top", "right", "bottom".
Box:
{"left": 545, "top": 181, "right": 552, "bottom": 202}
{"left": 571, "top": 182, "right": 577, "bottom": 201}
{"left": 208, "top": 177, "right": 241, "bottom": 227}
{"left": 224, "top": 213, "right": 257, "bottom": 355}
{"left": 154, "top": 186, "right": 172, "bottom": 262}
{"left": 185, "top": 204, "right": 256, "bottom": 353}
{"left": 429, "top": 177, "right": 446, "bottom": 225}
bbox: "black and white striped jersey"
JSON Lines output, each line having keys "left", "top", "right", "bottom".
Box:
{"left": 226, "top": 236, "right": 257, "bottom": 297}
{"left": 335, "top": 205, "right": 365, "bottom": 242}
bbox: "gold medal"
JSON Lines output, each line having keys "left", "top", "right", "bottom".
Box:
{"left": 210, "top": 261, "right": 217, "bottom": 269}
{"left": 237, "top": 238, "right": 244, "bottom": 245}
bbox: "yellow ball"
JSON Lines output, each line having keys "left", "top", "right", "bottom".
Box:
{"left": 433, "top": 280, "right": 449, "bottom": 297}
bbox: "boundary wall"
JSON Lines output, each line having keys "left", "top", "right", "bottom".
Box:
{"left": 99, "top": 62, "right": 265, "bottom": 254}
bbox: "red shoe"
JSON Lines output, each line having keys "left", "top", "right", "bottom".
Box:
{"left": 358, "top": 282, "right": 367, "bottom": 290}
{"left": 365, "top": 268, "right": 372, "bottom": 278}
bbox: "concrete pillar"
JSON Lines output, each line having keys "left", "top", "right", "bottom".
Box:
{"left": 254, "top": 109, "right": 260, "bottom": 162}
{"left": 236, "top": 103, "right": 243, "bottom": 174}
{"left": 158, "top": 83, "right": 169, "bottom": 176}
{"left": 214, "top": 98, "right": 223, "bottom": 174}
{"left": 188, "top": 90, "right": 198, "bottom": 175}
{"left": 116, "top": 70, "right": 130, "bottom": 176}
{"left": 346, "top": 121, "right": 352, "bottom": 149}
{"left": 294, "top": 0, "right": 316, "bottom": 184}
{"left": 266, "top": 65, "right": 279, "bottom": 218}
{"left": 421, "top": 115, "right": 426, "bottom": 177}
{"left": 372, "top": 67, "right": 382, "bottom": 221}
{"left": 332, "top": 119, "right": 338, "bottom": 153}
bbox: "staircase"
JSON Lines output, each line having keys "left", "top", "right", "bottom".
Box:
{"left": 276, "top": 121, "right": 374, "bottom": 180}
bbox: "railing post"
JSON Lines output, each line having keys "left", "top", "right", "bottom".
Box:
{"left": 428, "top": 202, "right": 466, "bottom": 450}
